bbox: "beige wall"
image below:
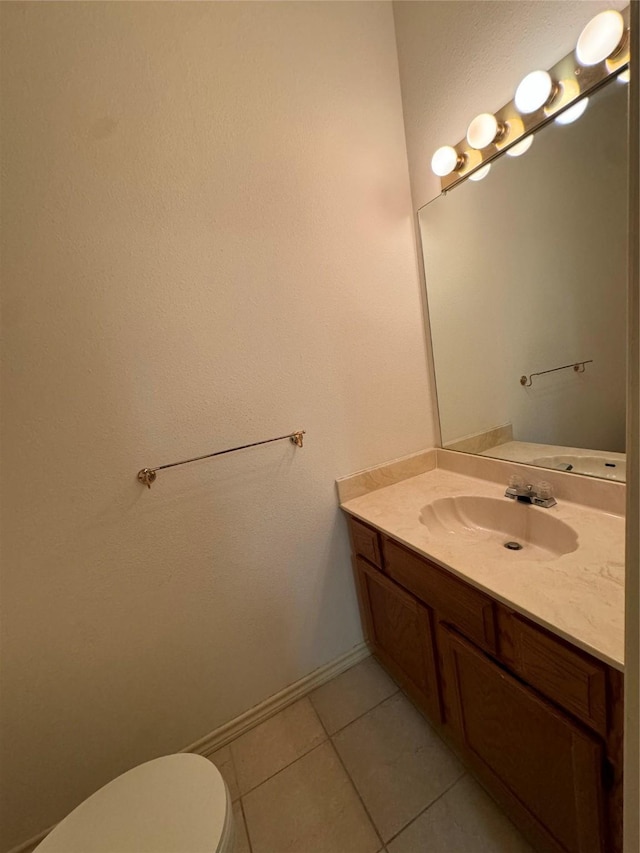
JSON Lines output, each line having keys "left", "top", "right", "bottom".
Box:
{"left": 0, "top": 2, "right": 435, "bottom": 848}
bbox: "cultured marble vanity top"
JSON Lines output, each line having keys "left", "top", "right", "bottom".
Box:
{"left": 338, "top": 449, "right": 625, "bottom": 671}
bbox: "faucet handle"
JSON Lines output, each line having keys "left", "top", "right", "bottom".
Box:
{"left": 508, "top": 474, "right": 524, "bottom": 489}
{"left": 536, "top": 481, "right": 553, "bottom": 501}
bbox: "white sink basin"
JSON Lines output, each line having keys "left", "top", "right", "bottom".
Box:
{"left": 531, "top": 454, "right": 625, "bottom": 482}
{"left": 419, "top": 496, "right": 578, "bottom": 560}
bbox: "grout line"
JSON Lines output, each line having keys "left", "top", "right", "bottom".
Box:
{"left": 228, "top": 668, "right": 398, "bottom": 800}
{"left": 384, "top": 771, "right": 468, "bottom": 846}
{"left": 327, "top": 686, "right": 468, "bottom": 847}
{"left": 225, "top": 662, "right": 399, "bottom": 847}
{"left": 315, "top": 709, "right": 386, "bottom": 851}
{"left": 314, "top": 686, "right": 401, "bottom": 738}
{"left": 231, "top": 701, "right": 330, "bottom": 798}
{"left": 234, "top": 733, "right": 330, "bottom": 799}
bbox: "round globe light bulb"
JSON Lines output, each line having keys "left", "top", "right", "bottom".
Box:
{"left": 506, "top": 135, "right": 534, "bottom": 157}
{"left": 576, "top": 10, "right": 625, "bottom": 67}
{"left": 515, "top": 70, "right": 554, "bottom": 114}
{"left": 431, "top": 145, "right": 460, "bottom": 177}
{"left": 617, "top": 68, "right": 630, "bottom": 83}
{"left": 468, "top": 164, "right": 491, "bottom": 182}
{"left": 554, "top": 97, "right": 589, "bottom": 125}
{"left": 466, "top": 113, "right": 499, "bottom": 150}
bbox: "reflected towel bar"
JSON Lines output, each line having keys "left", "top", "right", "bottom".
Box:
{"left": 520, "top": 360, "right": 593, "bottom": 387}
{"left": 137, "top": 430, "right": 305, "bottom": 488}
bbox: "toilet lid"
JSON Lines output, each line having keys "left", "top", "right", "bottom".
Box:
{"left": 35, "top": 754, "right": 232, "bottom": 853}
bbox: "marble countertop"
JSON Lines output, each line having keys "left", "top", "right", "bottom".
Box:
{"left": 341, "top": 467, "right": 625, "bottom": 671}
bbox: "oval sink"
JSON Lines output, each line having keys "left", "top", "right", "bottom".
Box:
{"left": 419, "top": 496, "right": 578, "bottom": 560}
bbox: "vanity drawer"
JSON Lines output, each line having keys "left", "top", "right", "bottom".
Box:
{"left": 348, "top": 517, "right": 382, "bottom": 568}
{"left": 503, "top": 613, "right": 608, "bottom": 737}
{"left": 383, "top": 538, "right": 497, "bottom": 653}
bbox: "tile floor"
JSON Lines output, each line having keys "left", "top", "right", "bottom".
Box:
{"left": 208, "top": 656, "right": 535, "bottom": 853}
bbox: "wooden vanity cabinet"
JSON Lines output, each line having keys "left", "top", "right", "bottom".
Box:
{"left": 346, "top": 515, "right": 623, "bottom": 853}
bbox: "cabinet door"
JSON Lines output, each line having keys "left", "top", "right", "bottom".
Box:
{"left": 440, "top": 625, "right": 606, "bottom": 853}
{"left": 355, "top": 556, "right": 441, "bottom": 724}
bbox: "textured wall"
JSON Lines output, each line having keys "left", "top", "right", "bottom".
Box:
{"left": 393, "top": 0, "right": 628, "bottom": 210}
{"left": 0, "top": 2, "right": 434, "bottom": 848}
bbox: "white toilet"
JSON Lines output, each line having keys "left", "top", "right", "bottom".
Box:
{"left": 33, "top": 754, "right": 234, "bottom": 853}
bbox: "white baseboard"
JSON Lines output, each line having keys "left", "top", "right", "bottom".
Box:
{"left": 185, "top": 641, "right": 371, "bottom": 757}
{"left": 8, "top": 642, "right": 370, "bottom": 853}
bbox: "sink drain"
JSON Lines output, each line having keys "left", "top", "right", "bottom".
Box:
{"left": 504, "top": 541, "right": 523, "bottom": 551}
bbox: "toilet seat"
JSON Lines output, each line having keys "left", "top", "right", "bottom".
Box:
{"left": 34, "top": 754, "right": 233, "bottom": 853}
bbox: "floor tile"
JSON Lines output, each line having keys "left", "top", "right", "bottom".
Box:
{"left": 233, "top": 801, "right": 251, "bottom": 853}
{"left": 387, "top": 775, "right": 535, "bottom": 853}
{"left": 208, "top": 744, "right": 240, "bottom": 802}
{"left": 242, "top": 742, "right": 380, "bottom": 853}
{"left": 231, "top": 698, "right": 327, "bottom": 794}
{"left": 310, "top": 657, "right": 398, "bottom": 734}
{"left": 333, "top": 692, "right": 464, "bottom": 842}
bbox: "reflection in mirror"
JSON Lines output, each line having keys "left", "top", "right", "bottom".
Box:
{"left": 419, "top": 77, "right": 628, "bottom": 482}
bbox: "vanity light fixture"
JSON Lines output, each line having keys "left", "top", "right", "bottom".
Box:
{"left": 576, "top": 10, "right": 625, "bottom": 67}
{"left": 468, "top": 164, "right": 491, "bottom": 182}
{"left": 506, "top": 135, "right": 534, "bottom": 157}
{"left": 514, "top": 70, "right": 557, "bottom": 115}
{"left": 466, "top": 113, "right": 505, "bottom": 149}
{"left": 432, "top": 5, "right": 629, "bottom": 190}
{"left": 431, "top": 145, "right": 464, "bottom": 177}
{"left": 554, "top": 97, "right": 589, "bottom": 125}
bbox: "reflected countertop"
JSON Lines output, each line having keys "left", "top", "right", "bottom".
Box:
{"left": 480, "top": 440, "right": 626, "bottom": 482}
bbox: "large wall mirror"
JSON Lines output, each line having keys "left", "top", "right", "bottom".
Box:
{"left": 419, "top": 75, "right": 628, "bottom": 482}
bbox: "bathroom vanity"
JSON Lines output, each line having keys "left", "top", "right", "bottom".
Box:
{"left": 339, "top": 454, "right": 624, "bottom": 853}
{"left": 342, "top": 31, "right": 631, "bottom": 850}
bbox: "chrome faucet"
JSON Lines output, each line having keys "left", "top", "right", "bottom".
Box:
{"left": 505, "top": 477, "right": 557, "bottom": 508}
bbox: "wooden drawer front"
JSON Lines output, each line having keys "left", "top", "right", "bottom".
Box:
{"left": 507, "top": 614, "right": 608, "bottom": 737}
{"left": 442, "top": 626, "right": 606, "bottom": 853}
{"left": 384, "top": 538, "right": 497, "bottom": 653}
{"left": 348, "top": 517, "right": 382, "bottom": 568}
